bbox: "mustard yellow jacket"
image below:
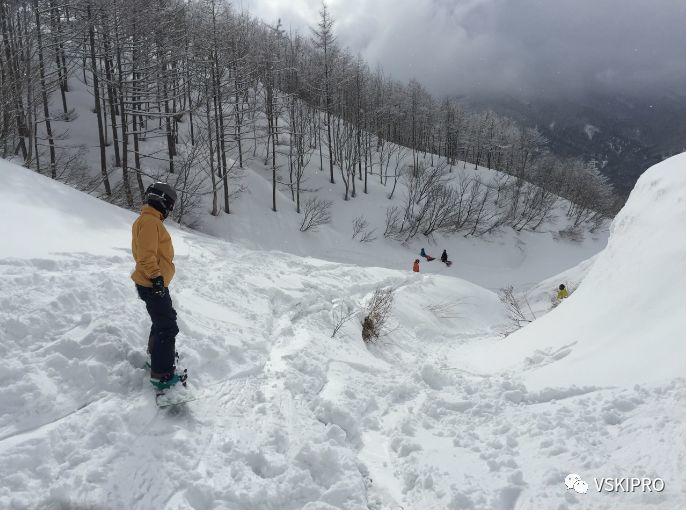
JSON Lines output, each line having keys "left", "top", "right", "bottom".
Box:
{"left": 557, "top": 288, "right": 569, "bottom": 300}
{"left": 131, "top": 205, "right": 175, "bottom": 287}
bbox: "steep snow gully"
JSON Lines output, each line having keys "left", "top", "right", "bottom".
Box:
{"left": 0, "top": 155, "right": 684, "bottom": 509}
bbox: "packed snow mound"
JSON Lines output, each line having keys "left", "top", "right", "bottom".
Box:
{"left": 463, "top": 153, "right": 686, "bottom": 389}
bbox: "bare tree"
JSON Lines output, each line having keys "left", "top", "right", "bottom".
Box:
{"left": 0, "top": 0, "right": 617, "bottom": 237}
{"left": 311, "top": 2, "right": 337, "bottom": 185}
{"left": 288, "top": 96, "right": 315, "bottom": 213}
{"left": 33, "top": 0, "right": 56, "bottom": 178}
{"left": 299, "top": 196, "right": 332, "bottom": 232}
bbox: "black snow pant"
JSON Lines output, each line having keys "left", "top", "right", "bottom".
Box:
{"left": 136, "top": 284, "right": 179, "bottom": 376}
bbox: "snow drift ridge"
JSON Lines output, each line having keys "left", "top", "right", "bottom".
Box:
{"left": 476, "top": 153, "right": 686, "bottom": 389}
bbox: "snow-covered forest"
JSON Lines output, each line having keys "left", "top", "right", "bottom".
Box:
{"left": 1, "top": 0, "right": 617, "bottom": 236}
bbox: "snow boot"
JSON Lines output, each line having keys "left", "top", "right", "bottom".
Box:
{"left": 152, "top": 368, "right": 194, "bottom": 407}
{"left": 150, "top": 368, "right": 187, "bottom": 391}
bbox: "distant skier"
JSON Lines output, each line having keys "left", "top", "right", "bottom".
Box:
{"left": 420, "top": 248, "right": 435, "bottom": 261}
{"left": 131, "top": 182, "right": 183, "bottom": 391}
{"left": 413, "top": 259, "right": 420, "bottom": 272}
{"left": 557, "top": 284, "right": 569, "bottom": 300}
{"left": 440, "top": 249, "right": 452, "bottom": 267}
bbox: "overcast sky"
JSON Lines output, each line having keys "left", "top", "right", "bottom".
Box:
{"left": 240, "top": 0, "right": 685, "bottom": 100}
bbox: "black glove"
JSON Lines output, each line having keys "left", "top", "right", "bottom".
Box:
{"left": 151, "top": 276, "right": 166, "bottom": 297}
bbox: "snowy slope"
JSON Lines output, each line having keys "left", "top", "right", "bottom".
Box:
{"left": 21, "top": 70, "right": 608, "bottom": 292}
{"left": 0, "top": 156, "right": 683, "bottom": 509}
{"left": 460, "top": 153, "right": 686, "bottom": 389}
{"left": 198, "top": 155, "right": 608, "bottom": 291}
{"left": 0, "top": 158, "right": 504, "bottom": 508}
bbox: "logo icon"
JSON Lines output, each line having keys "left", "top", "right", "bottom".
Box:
{"left": 565, "top": 473, "right": 589, "bottom": 494}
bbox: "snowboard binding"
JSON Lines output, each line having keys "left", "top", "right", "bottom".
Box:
{"left": 149, "top": 352, "right": 188, "bottom": 391}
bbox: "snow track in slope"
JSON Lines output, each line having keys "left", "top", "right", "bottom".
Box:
{"left": 2, "top": 243, "right": 683, "bottom": 508}
{"left": 0, "top": 224, "right": 510, "bottom": 508}
{"left": 1, "top": 246, "right": 370, "bottom": 508}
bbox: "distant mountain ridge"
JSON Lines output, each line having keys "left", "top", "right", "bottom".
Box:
{"left": 459, "top": 91, "right": 685, "bottom": 197}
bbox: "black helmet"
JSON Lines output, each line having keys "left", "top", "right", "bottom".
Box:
{"left": 145, "top": 182, "right": 177, "bottom": 218}
{"left": 559, "top": 284, "right": 566, "bottom": 290}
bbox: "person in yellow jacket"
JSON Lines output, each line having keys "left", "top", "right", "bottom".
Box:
{"left": 557, "top": 284, "right": 569, "bottom": 300}
{"left": 131, "top": 182, "right": 181, "bottom": 390}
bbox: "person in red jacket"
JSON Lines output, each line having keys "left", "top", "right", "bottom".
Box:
{"left": 413, "top": 259, "right": 420, "bottom": 272}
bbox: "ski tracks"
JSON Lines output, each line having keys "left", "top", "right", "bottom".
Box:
{"left": 1, "top": 246, "right": 683, "bottom": 508}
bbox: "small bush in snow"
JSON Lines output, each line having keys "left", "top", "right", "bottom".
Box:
{"left": 425, "top": 300, "right": 462, "bottom": 319}
{"left": 53, "top": 108, "right": 77, "bottom": 122}
{"left": 331, "top": 302, "right": 357, "bottom": 338}
{"left": 53, "top": 146, "right": 100, "bottom": 194}
{"left": 362, "top": 288, "right": 394, "bottom": 343}
{"left": 300, "top": 197, "right": 332, "bottom": 232}
{"left": 359, "top": 229, "right": 377, "bottom": 243}
{"left": 352, "top": 215, "right": 368, "bottom": 239}
{"left": 498, "top": 285, "right": 536, "bottom": 336}
{"left": 352, "top": 215, "right": 377, "bottom": 243}
{"left": 556, "top": 226, "right": 584, "bottom": 243}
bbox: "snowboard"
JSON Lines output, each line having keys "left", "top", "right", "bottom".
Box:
{"left": 425, "top": 256, "right": 436, "bottom": 261}
{"left": 155, "top": 366, "right": 197, "bottom": 407}
{"left": 444, "top": 260, "right": 452, "bottom": 267}
{"left": 155, "top": 383, "right": 197, "bottom": 408}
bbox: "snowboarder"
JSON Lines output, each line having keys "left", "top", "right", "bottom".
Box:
{"left": 440, "top": 249, "right": 452, "bottom": 267}
{"left": 131, "top": 182, "right": 183, "bottom": 391}
{"left": 413, "top": 259, "right": 420, "bottom": 272}
{"left": 557, "top": 284, "right": 569, "bottom": 300}
{"left": 420, "top": 248, "right": 435, "bottom": 261}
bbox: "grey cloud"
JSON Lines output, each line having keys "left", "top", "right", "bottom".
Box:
{"left": 242, "top": 0, "right": 685, "bottom": 99}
